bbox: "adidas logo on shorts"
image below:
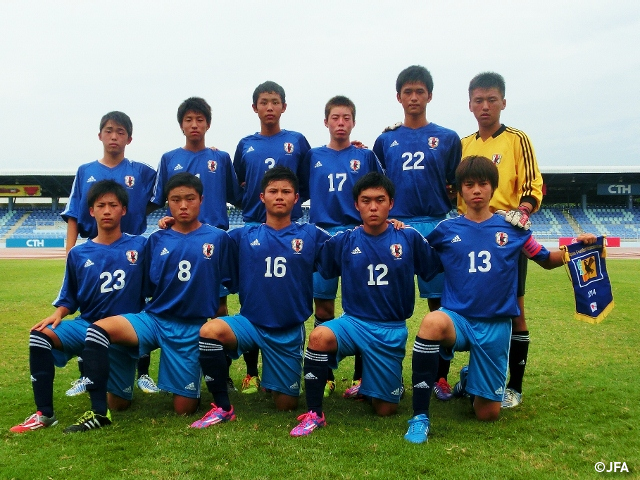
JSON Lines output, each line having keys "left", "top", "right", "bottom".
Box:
{"left": 185, "top": 382, "right": 197, "bottom": 391}
{"left": 290, "top": 381, "right": 299, "bottom": 390}
{"left": 391, "top": 387, "right": 403, "bottom": 396}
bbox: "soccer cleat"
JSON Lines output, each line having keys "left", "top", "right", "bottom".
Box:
{"left": 343, "top": 379, "right": 363, "bottom": 399}
{"left": 136, "top": 374, "right": 160, "bottom": 394}
{"left": 63, "top": 410, "right": 112, "bottom": 433}
{"left": 226, "top": 377, "right": 238, "bottom": 392}
{"left": 10, "top": 412, "right": 58, "bottom": 433}
{"left": 290, "top": 411, "right": 326, "bottom": 437}
{"left": 241, "top": 374, "right": 260, "bottom": 394}
{"left": 452, "top": 365, "right": 469, "bottom": 398}
{"left": 433, "top": 377, "right": 453, "bottom": 401}
{"left": 404, "top": 414, "right": 430, "bottom": 444}
{"left": 323, "top": 380, "right": 336, "bottom": 398}
{"left": 65, "top": 377, "right": 91, "bottom": 397}
{"left": 501, "top": 388, "right": 523, "bottom": 408}
{"left": 190, "top": 404, "right": 236, "bottom": 429}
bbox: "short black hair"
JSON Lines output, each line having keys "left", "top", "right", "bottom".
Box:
{"left": 99, "top": 111, "right": 132, "bottom": 138}
{"left": 261, "top": 166, "right": 299, "bottom": 194}
{"left": 396, "top": 65, "right": 434, "bottom": 95}
{"left": 87, "top": 180, "right": 129, "bottom": 209}
{"left": 455, "top": 156, "right": 499, "bottom": 193}
{"left": 324, "top": 95, "right": 356, "bottom": 121}
{"left": 177, "top": 97, "right": 212, "bottom": 126}
{"left": 164, "top": 172, "right": 204, "bottom": 199}
{"left": 252, "top": 81, "right": 286, "bottom": 105}
{"left": 352, "top": 172, "right": 395, "bottom": 201}
{"left": 468, "top": 72, "right": 506, "bottom": 98}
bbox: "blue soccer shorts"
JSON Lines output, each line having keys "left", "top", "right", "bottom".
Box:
{"left": 439, "top": 307, "right": 512, "bottom": 402}
{"left": 324, "top": 314, "right": 407, "bottom": 403}
{"left": 399, "top": 216, "right": 445, "bottom": 299}
{"left": 124, "top": 311, "right": 205, "bottom": 399}
{"left": 224, "top": 315, "right": 305, "bottom": 396}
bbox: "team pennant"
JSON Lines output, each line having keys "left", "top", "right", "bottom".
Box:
{"left": 561, "top": 236, "right": 614, "bottom": 323}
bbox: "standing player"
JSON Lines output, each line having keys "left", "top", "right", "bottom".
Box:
{"left": 291, "top": 172, "right": 440, "bottom": 437}
{"left": 61, "top": 112, "right": 159, "bottom": 396}
{"left": 63, "top": 173, "right": 238, "bottom": 432}
{"left": 373, "top": 65, "right": 461, "bottom": 401}
{"left": 459, "top": 72, "right": 543, "bottom": 408}
{"left": 190, "top": 166, "right": 330, "bottom": 428}
{"left": 232, "top": 81, "right": 312, "bottom": 393}
{"left": 11, "top": 181, "right": 146, "bottom": 433}
{"left": 298, "top": 95, "right": 383, "bottom": 397}
{"left": 404, "top": 156, "right": 594, "bottom": 444}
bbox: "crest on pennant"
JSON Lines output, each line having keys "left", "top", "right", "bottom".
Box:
{"left": 291, "top": 238, "right": 303, "bottom": 253}
{"left": 284, "top": 142, "right": 294, "bottom": 154}
{"left": 207, "top": 160, "right": 218, "bottom": 172}
{"left": 126, "top": 250, "right": 138, "bottom": 264}
{"left": 203, "top": 243, "right": 214, "bottom": 258}
{"left": 390, "top": 243, "right": 403, "bottom": 258}
{"left": 124, "top": 175, "right": 135, "bottom": 188}
{"left": 428, "top": 137, "right": 439, "bottom": 149}
{"left": 350, "top": 159, "right": 361, "bottom": 172}
{"left": 495, "top": 231, "right": 508, "bottom": 246}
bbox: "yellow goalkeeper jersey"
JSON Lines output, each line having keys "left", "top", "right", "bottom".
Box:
{"left": 459, "top": 124, "right": 543, "bottom": 214}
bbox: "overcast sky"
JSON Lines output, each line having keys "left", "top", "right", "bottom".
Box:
{"left": 1, "top": 1, "right": 638, "bottom": 174}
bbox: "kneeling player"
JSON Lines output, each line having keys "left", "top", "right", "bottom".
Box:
{"left": 404, "top": 156, "right": 596, "bottom": 444}
{"left": 291, "top": 172, "right": 440, "bottom": 437}
{"left": 11, "top": 181, "right": 146, "bottom": 433}
{"left": 190, "top": 166, "right": 330, "bottom": 428}
{"left": 64, "top": 173, "right": 237, "bottom": 433}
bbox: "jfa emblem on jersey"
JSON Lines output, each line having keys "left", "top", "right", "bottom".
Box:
{"left": 202, "top": 243, "right": 214, "bottom": 258}
{"left": 492, "top": 154, "right": 502, "bottom": 165}
{"left": 207, "top": 160, "right": 217, "bottom": 172}
{"left": 350, "top": 159, "right": 361, "bottom": 172}
{"left": 124, "top": 175, "right": 135, "bottom": 188}
{"left": 284, "top": 142, "right": 294, "bottom": 154}
{"left": 428, "top": 137, "right": 439, "bottom": 149}
{"left": 291, "top": 238, "right": 304, "bottom": 253}
{"left": 390, "top": 244, "right": 403, "bottom": 258}
{"left": 573, "top": 254, "right": 602, "bottom": 286}
{"left": 126, "top": 250, "right": 138, "bottom": 264}
{"left": 495, "top": 232, "right": 508, "bottom": 246}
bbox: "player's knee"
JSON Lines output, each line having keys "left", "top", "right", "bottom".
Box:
{"left": 173, "top": 395, "right": 199, "bottom": 416}
{"left": 107, "top": 393, "right": 132, "bottom": 412}
{"left": 308, "top": 326, "right": 336, "bottom": 351}
{"left": 273, "top": 393, "right": 298, "bottom": 411}
{"left": 372, "top": 399, "right": 398, "bottom": 417}
{"left": 417, "top": 311, "right": 450, "bottom": 339}
{"left": 200, "top": 319, "right": 230, "bottom": 342}
{"left": 473, "top": 400, "right": 501, "bottom": 422}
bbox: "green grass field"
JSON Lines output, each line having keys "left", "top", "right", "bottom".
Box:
{"left": 1, "top": 258, "right": 638, "bottom": 479}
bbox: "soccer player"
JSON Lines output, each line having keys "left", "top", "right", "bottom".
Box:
{"left": 298, "top": 95, "right": 383, "bottom": 398}
{"left": 63, "top": 173, "right": 238, "bottom": 432}
{"left": 373, "top": 65, "right": 461, "bottom": 401}
{"left": 291, "top": 172, "right": 440, "bottom": 437}
{"left": 11, "top": 180, "right": 146, "bottom": 433}
{"left": 459, "top": 72, "right": 544, "bottom": 408}
{"left": 232, "top": 81, "right": 312, "bottom": 394}
{"left": 61, "top": 111, "right": 159, "bottom": 396}
{"left": 404, "top": 156, "right": 595, "bottom": 444}
{"left": 190, "top": 166, "right": 330, "bottom": 428}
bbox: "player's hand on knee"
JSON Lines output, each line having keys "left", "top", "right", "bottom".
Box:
{"left": 382, "top": 122, "right": 402, "bottom": 133}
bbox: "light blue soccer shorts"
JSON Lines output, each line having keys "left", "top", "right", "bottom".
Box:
{"left": 313, "top": 224, "right": 357, "bottom": 300}
{"left": 224, "top": 314, "right": 305, "bottom": 396}
{"left": 439, "top": 307, "right": 512, "bottom": 402}
{"left": 48, "top": 317, "right": 137, "bottom": 400}
{"left": 398, "top": 216, "right": 445, "bottom": 299}
{"left": 324, "top": 314, "right": 407, "bottom": 403}
{"left": 123, "top": 311, "right": 205, "bottom": 399}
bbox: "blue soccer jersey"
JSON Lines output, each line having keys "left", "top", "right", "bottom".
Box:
{"left": 151, "top": 148, "right": 242, "bottom": 230}
{"left": 373, "top": 124, "right": 461, "bottom": 218}
{"left": 229, "top": 222, "right": 330, "bottom": 329}
{"left": 233, "top": 130, "right": 311, "bottom": 223}
{"left": 316, "top": 225, "right": 440, "bottom": 323}
{"left": 61, "top": 159, "right": 157, "bottom": 238}
{"left": 144, "top": 224, "right": 238, "bottom": 319}
{"left": 428, "top": 214, "right": 550, "bottom": 319}
{"left": 298, "top": 145, "right": 383, "bottom": 228}
{"left": 55, "top": 234, "right": 147, "bottom": 322}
